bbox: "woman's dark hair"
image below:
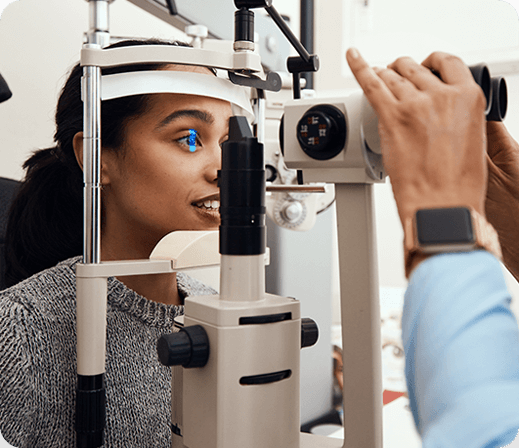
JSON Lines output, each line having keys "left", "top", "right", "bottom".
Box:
{"left": 4, "top": 39, "right": 191, "bottom": 287}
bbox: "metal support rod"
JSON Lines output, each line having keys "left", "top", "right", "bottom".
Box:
{"left": 87, "top": 0, "right": 111, "bottom": 47}
{"left": 264, "top": 5, "right": 311, "bottom": 63}
{"left": 83, "top": 0, "right": 110, "bottom": 264}
{"left": 300, "top": 0, "right": 314, "bottom": 89}
{"left": 335, "top": 183, "right": 383, "bottom": 448}
{"left": 293, "top": 73, "right": 301, "bottom": 99}
{"left": 253, "top": 94, "right": 266, "bottom": 143}
{"left": 83, "top": 64, "right": 102, "bottom": 265}
{"left": 266, "top": 185, "right": 325, "bottom": 193}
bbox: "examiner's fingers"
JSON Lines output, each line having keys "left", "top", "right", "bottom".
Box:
{"left": 373, "top": 66, "right": 418, "bottom": 101}
{"left": 346, "top": 48, "right": 398, "bottom": 115}
{"left": 421, "top": 51, "right": 473, "bottom": 85}
{"left": 388, "top": 56, "right": 442, "bottom": 91}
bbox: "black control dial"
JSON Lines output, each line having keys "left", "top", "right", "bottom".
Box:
{"left": 157, "top": 325, "right": 209, "bottom": 369}
{"left": 296, "top": 105, "right": 346, "bottom": 160}
{"left": 301, "top": 318, "right": 319, "bottom": 348}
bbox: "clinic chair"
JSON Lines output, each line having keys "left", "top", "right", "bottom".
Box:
{"left": 0, "top": 177, "right": 21, "bottom": 290}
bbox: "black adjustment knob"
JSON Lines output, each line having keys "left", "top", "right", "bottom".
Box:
{"left": 287, "top": 55, "right": 320, "bottom": 74}
{"left": 296, "top": 104, "right": 346, "bottom": 160}
{"left": 234, "top": 8, "right": 255, "bottom": 42}
{"left": 265, "top": 164, "right": 278, "bottom": 182}
{"left": 301, "top": 318, "right": 319, "bottom": 348}
{"left": 157, "top": 325, "right": 210, "bottom": 368}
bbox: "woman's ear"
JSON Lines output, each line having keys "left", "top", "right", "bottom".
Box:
{"left": 72, "top": 132, "right": 84, "bottom": 170}
{"left": 72, "top": 131, "right": 112, "bottom": 186}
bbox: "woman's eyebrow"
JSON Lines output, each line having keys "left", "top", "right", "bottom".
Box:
{"left": 155, "top": 109, "right": 215, "bottom": 130}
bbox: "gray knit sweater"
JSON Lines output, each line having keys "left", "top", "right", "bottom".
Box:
{"left": 0, "top": 256, "right": 216, "bottom": 448}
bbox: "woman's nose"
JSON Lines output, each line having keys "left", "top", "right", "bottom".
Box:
{"left": 205, "top": 141, "right": 222, "bottom": 183}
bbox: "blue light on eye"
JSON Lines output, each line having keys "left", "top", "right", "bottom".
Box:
{"left": 189, "top": 129, "right": 197, "bottom": 153}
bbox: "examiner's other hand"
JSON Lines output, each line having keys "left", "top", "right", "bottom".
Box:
{"left": 485, "top": 121, "right": 519, "bottom": 280}
{"left": 346, "top": 48, "right": 488, "bottom": 227}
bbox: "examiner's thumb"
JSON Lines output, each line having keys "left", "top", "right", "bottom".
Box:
{"left": 486, "top": 121, "right": 518, "bottom": 160}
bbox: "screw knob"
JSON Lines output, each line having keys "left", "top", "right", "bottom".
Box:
{"left": 283, "top": 202, "right": 303, "bottom": 223}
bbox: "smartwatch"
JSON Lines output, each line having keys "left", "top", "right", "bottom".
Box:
{"left": 404, "top": 206, "right": 502, "bottom": 278}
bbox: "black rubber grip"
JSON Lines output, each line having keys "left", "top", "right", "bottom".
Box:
{"left": 76, "top": 374, "right": 106, "bottom": 448}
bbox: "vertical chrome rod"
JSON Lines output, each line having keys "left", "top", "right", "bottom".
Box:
{"left": 252, "top": 95, "right": 266, "bottom": 144}
{"left": 83, "top": 0, "right": 109, "bottom": 264}
{"left": 83, "top": 63, "right": 102, "bottom": 264}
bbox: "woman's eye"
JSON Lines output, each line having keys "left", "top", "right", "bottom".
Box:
{"left": 177, "top": 129, "right": 201, "bottom": 152}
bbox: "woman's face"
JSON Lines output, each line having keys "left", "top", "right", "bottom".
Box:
{"left": 101, "top": 66, "right": 233, "bottom": 256}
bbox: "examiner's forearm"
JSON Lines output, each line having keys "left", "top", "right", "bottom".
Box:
{"left": 403, "top": 251, "right": 519, "bottom": 448}
{"left": 500, "top": 244, "right": 519, "bottom": 284}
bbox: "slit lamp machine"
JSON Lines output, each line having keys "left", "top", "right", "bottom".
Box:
{"left": 75, "top": 1, "right": 508, "bottom": 447}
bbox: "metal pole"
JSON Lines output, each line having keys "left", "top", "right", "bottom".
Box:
{"left": 253, "top": 94, "right": 266, "bottom": 144}
{"left": 265, "top": 5, "right": 311, "bottom": 62}
{"left": 83, "top": 0, "right": 109, "bottom": 264}
{"left": 83, "top": 64, "right": 102, "bottom": 264}
{"left": 300, "top": 0, "right": 314, "bottom": 89}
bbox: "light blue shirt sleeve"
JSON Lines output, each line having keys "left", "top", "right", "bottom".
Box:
{"left": 403, "top": 250, "right": 519, "bottom": 448}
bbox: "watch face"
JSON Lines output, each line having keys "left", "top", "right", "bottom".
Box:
{"left": 416, "top": 207, "right": 475, "bottom": 245}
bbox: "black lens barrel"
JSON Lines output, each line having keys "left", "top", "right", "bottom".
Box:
{"left": 219, "top": 117, "right": 266, "bottom": 256}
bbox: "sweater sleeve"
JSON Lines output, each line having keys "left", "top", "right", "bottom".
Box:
{"left": 403, "top": 250, "right": 519, "bottom": 448}
{"left": 0, "top": 297, "right": 37, "bottom": 448}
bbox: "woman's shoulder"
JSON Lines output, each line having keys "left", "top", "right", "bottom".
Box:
{"left": 0, "top": 256, "right": 81, "bottom": 316}
{"left": 0, "top": 258, "right": 81, "bottom": 448}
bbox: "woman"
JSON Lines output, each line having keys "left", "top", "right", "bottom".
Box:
{"left": 1, "top": 39, "right": 231, "bottom": 447}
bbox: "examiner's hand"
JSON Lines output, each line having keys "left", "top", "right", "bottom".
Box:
{"left": 346, "top": 48, "right": 488, "bottom": 227}
{"left": 485, "top": 121, "right": 519, "bottom": 280}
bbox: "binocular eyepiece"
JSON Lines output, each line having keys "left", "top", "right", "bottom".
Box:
{"left": 435, "top": 64, "right": 507, "bottom": 121}
{"left": 488, "top": 76, "right": 507, "bottom": 122}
